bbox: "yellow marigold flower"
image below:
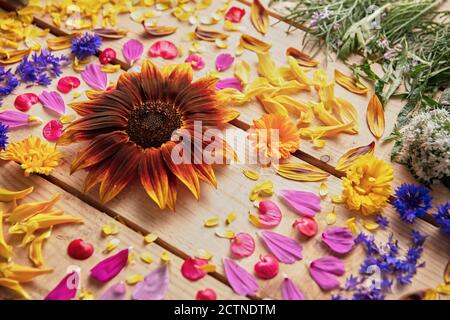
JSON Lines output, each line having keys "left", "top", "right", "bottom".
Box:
{"left": 0, "top": 137, "right": 61, "bottom": 176}
{"left": 341, "top": 154, "right": 393, "bottom": 216}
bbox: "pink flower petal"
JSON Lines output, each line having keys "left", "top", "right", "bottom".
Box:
{"left": 132, "top": 266, "right": 169, "bottom": 300}
{"left": 322, "top": 227, "right": 354, "bottom": 255}
{"left": 181, "top": 257, "right": 208, "bottom": 281}
{"left": 255, "top": 200, "right": 282, "bottom": 228}
{"left": 38, "top": 91, "right": 66, "bottom": 115}
{"left": 14, "top": 93, "right": 39, "bottom": 112}
{"left": 223, "top": 258, "right": 259, "bottom": 297}
{"left": 260, "top": 231, "right": 302, "bottom": 264}
{"left": 309, "top": 256, "right": 345, "bottom": 291}
{"left": 216, "top": 77, "right": 243, "bottom": 91}
{"left": 81, "top": 64, "right": 108, "bottom": 91}
{"left": 57, "top": 76, "right": 80, "bottom": 94}
{"left": 281, "top": 275, "right": 304, "bottom": 300}
{"left": 45, "top": 271, "right": 79, "bottom": 300}
{"left": 230, "top": 232, "right": 255, "bottom": 258}
{"left": 98, "top": 282, "right": 127, "bottom": 300}
{"left": 225, "top": 7, "right": 246, "bottom": 23}
{"left": 0, "top": 110, "right": 36, "bottom": 128}
{"left": 185, "top": 54, "right": 205, "bottom": 70}
{"left": 216, "top": 53, "right": 235, "bottom": 71}
{"left": 90, "top": 248, "right": 129, "bottom": 283}
{"left": 148, "top": 40, "right": 178, "bottom": 60}
{"left": 122, "top": 39, "right": 144, "bottom": 65}
{"left": 43, "top": 119, "right": 63, "bottom": 142}
{"left": 280, "top": 189, "right": 321, "bottom": 217}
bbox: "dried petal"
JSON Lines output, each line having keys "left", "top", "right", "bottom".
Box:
{"left": 90, "top": 248, "right": 129, "bottom": 283}
{"left": 126, "top": 274, "right": 144, "bottom": 285}
{"left": 242, "top": 169, "right": 259, "bottom": 181}
{"left": 336, "top": 141, "right": 375, "bottom": 171}
{"left": 43, "top": 120, "right": 63, "bottom": 142}
{"left": 0, "top": 278, "right": 30, "bottom": 300}
{"left": 215, "top": 228, "right": 236, "bottom": 239}
{"left": 234, "top": 60, "right": 251, "bottom": 85}
{"left": 45, "top": 271, "right": 79, "bottom": 300}
{"left": 225, "top": 7, "right": 246, "bottom": 23}
{"left": 223, "top": 258, "right": 259, "bottom": 296}
{"left": 345, "top": 217, "right": 358, "bottom": 235}
{"left": 38, "top": 91, "right": 66, "bottom": 115}
{"left": 282, "top": 275, "right": 304, "bottom": 300}
{"left": 185, "top": 54, "right": 205, "bottom": 70}
{"left": 102, "top": 223, "right": 119, "bottom": 236}
{"left": 335, "top": 69, "right": 368, "bottom": 95}
{"left": 181, "top": 257, "right": 208, "bottom": 281}
{"left": 325, "top": 208, "right": 337, "bottom": 225}
{"left": 0, "top": 186, "right": 33, "bottom": 202}
{"left": 194, "top": 27, "right": 229, "bottom": 42}
{"left": 122, "top": 39, "right": 144, "bottom": 65}
{"left": 216, "top": 77, "right": 243, "bottom": 91}
{"left": 260, "top": 231, "right": 303, "bottom": 264}
{"left": 47, "top": 34, "right": 77, "bottom": 51}
{"left": 226, "top": 212, "right": 237, "bottom": 225}
{"left": 0, "top": 49, "right": 31, "bottom": 65}
{"left": 230, "top": 232, "right": 255, "bottom": 258}
{"left": 251, "top": 0, "right": 269, "bottom": 35}
{"left": 279, "top": 189, "right": 321, "bottom": 217}
{"left": 319, "top": 183, "right": 328, "bottom": 198}
{"left": 0, "top": 211, "right": 12, "bottom": 261}
{"left": 216, "top": 53, "right": 235, "bottom": 72}
{"left": 0, "top": 110, "right": 40, "bottom": 128}
{"left": 148, "top": 40, "right": 178, "bottom": 60}
{"left": 143, "top": 23, "right": 177, "bottom": 37}
{"left": 132, "top": 266, "right": 169, "bottom": 300}
{"left": 309, "top": 256, "right": 345, "bottom": 291}
{"left": 299, "top": 122, "right": 355, "bottom": 140}
{"left": 249, "top": 200, "right": 282, "bottom": 228}
{"left": 239, "top": 34, "right": 271, "bottom": 53}
{"left": 249, "top": 180, "right": 273, "bottom": 202}
{"left": 98, "top": 282, "right": 127, "bottom": 300}
{"left": 322, "top": 227, "right": 354, "bottom": 254}
{"left": 57, "top": 76, "right": 80, "bottom": 94}
{"left": 93, "top": 28, "right": 128, "bottom": 39}
{"left": 367, "top": 94, "right": 385, "bottom": 139}
{"left": 81, "top": 64, "right": 107, "bottom": 91}
{"left": 286, "top": 47, "right": 319, "bottom": 67}
{"left": 204, "top": 217, "right": 220, "bottom": 227}
{"left": 14, "top": 93, "right": 39, "bottom": 112}
{"left": 28, "top": 228, "right": 51, "bottom": 267}
{"left": 276, "top": 163, "right": 330, "bottom": 182}
{"left": 144, "top": 233, "right": 158, "bottom": 244}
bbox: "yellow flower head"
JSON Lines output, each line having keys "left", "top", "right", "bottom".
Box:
{"left": 341, "top": 154, "right": 393, "bottom": 216}
{"left": 0, "top": 137, "right": 61, "bottom": 176}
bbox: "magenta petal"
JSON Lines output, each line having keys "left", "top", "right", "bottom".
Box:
{"left": 81, "top": 64, "right": 108, "bottom": 91}
{"left": 98, "top": 282, "right": 127, "bottom": 300}
{"left": 43, "top": 119, "right": 63, "bottom": 142}
{"left": 279, "top": 189, "right": 321, "bottom": 217}
{"left": 309, "top": 256, "right": 345, "bottom": 291}
{"left": 90, "top": 248, "right": 129, "bottom": 283}
{"left": 216, "top": 53, "right": 235, "bottom": 71}
{"left": 230, "top": 232, "right": 255, "bottom": 258}
{"left": 122, "top": 39, "right": 144, "bottom": 65}
{"left": 132, "top": 266, "right": 169, "bottom": 300}
{"left": 260, "top": 231, "right": 302, "bottom": 264}
{"left": 256, "top": 200, "right": 282, "bottom": 228}
{"left": 0, "top": 110, "right": 33, "bottom": 128}
{"left": 38, "top": 90, "right": 66, "bottom": 115}
{"left": 322, "top": 227, "right": 355, "bottom": 255}
{"left": 281, "top": 276, "right": 304, "bottom": 300}
{"left": 216, "top": 77, "right": 243, "bottom": 91}
{"left": 181, "top": 257, "right": 208, "bottom": 281}
{"left": 45, "top": 271, "right": 79, "bottom": 300}
{"left": 223, "top": 258, "right": 259, "bottom": 296}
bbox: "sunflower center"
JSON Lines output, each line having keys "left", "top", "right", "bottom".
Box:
{"left": 127, "top": 101, "right": 182, "bottom": 149}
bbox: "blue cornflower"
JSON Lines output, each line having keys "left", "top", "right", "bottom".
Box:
{"left": 0, "top": 67, "right": 19, "bottom": 103}
{"left": 393, "top": 184, "right": 432, "bottom": 223}
{"left": 411, "top": 230, "right": 427, "bottom": 247}
{"left": 433, "top": 202, "right": 450, "bottom": 236}
{"left": 15, "top": 50, "right": 68, "bottom": 86}
{"left": 406, "top": 247, "right": 422, "bottom": 262}
{"left": 0, "top": 123, "right": 8, "bottom": 150}
{"left": 344, "top": 275, "right": 362, "bottom": 291}
{"left": 71, "top": 32, "right": 102, "bottom": 60}
{"left": 375, "top": 215, "right": 389, "bottom": 229}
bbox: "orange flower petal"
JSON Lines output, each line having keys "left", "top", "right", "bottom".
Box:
{"left": 139, "top": 148, "right": 169, "bottom": 210}
{"left": 0, "top": 48, "right": 31, "bottom": 65}
{"left": 366, "top": 94, "right": 385, "bottom": 139}
{"left": 336, "top": 141, "right": 375, "bottom": 172}
{"left": 275, "top": 163, "right": 330, "bottom": 182}
{"left": 93, "top": 28, "right": 128, "bottom": 39}
{"left": 194, "top": 27, "right": 229, "bottom": 42}
{"left": 239, "top": 34, "right": 272, "bottom": 53}
{"left": 251, "top": 0, "right": 269, "bottom": 35}
{"left": 335, "top": 69, "right": 368, "bottom": 95}
{"left": 286, "top": 47, "right": 319, "bottom": 67}
{"left": 47, "top": 34, "right": 78, "bottom": 51}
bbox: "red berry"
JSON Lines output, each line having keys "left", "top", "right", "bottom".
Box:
{"left": 293, "top": 216, "right": 318, "bottom": 238}
{"left": 67, "top": 239, "right": 94, "bottom": 260}
{"left": 196, "top": 288, "right": 217, "bottom": 300}
{"left": 99, "top": 48, "right": 116, "bottom": 64}
{"left": 254, "top": 254, "right": 279, "bottom": 279}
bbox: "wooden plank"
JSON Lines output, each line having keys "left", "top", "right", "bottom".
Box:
{"left": 0, "top": 161, "right": 242, "bottom": 300}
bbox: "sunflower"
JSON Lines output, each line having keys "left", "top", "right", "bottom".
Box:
{"left": 60, "top": 61, "right": 236, "bottom": 210}
{"left": 341, "top": 154, "right": 394, "bottom": 216}
{"left": 249, "top": 114, "right": 299, "bottom": 161}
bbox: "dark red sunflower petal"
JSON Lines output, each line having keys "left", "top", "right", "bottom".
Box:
{"left": 115, "top": 72, "right": 144, "bottom": 105}
{"left": 67, "top": 112, "right": 128, "bottom": 132}
{"left": 83, "top": 161, "right": 112, "bottom": 193}
{"left": 161, "top": 141, "right": 200, "bottom": 199}
{"left": 69, "top": 99, "right": 130, "bottom": 117}
{"left": 99, "top": 142, "right": 142, "bottom": 203}
{"left": 166, "top": 63, "right": 193, "bottom": 100}
{"left": 139, "top": 147, "right": 169, "bottom": 210}
{"left": 140, "top": 60, "right": 164, "bottom": 102}
{"left": 166, "top": 171, "right": 177, "bottom": 211}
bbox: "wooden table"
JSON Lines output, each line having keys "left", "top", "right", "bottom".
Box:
{"left": 0, "top": 0, "right": 448, "bottom": 300}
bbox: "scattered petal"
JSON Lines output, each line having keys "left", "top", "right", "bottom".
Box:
{"left": 286, "top": 47, "right": 319, "bottom": 67}
{"left": 335, "top": 69, "right": 368, "bottom": 95}
{"left": 204, "top": 217, "right": 220, "bottom": 227}
{"left": 319, "top": 183, "right": 328, "bottom": 198}
{"left": 279, "top": 189, "right": 321, "bottom": 217}
{"left": 185, "top": 54, "right": 205, "bottom": 70}
{"left": 282, "top": 275, "right": 304, "bottom": 300}
{"left": 148, "top": 40, "right": 178, "bottom": 60}
{"left": 276, "top": 163, "right": 330, "bottom": 182}
{"left": 102, "top": 223, "right": 119, "bottom": 237}
{"left": 336, "top": 141, "right": 375, "bottom": 172}
{"left": 14, "top": 93, "right": 39, "bottom": 112}
{"left": 242, "top": 169, "right": 259, "bottom": 181}
{"left": 0, "top": 211, "right": 12, "bottom": 261}
{"left": 251, "top": 0, "right": 269, "bottom": 35}
{"left": 57, "top": 76, "right": 80, "bottom": 94}
{"left": 98, "top": 282, "right": 127, "bottom": 300}
{"left": 249, "top": 180, "right": 273, "bottom": 202}
{"left": 0, "top": 110, "right": 40, "bottom": 128}
{"left": 225, "top": 7, "right": 246, "bottom": 23}
{"left": 28, "top": 228, "right": 51, "bottom": 267}
{"left": 45, "top": 271, "right": 79, "bottom": 300}
{"left": 195, "top": 249, "right": 213, "bottom": 260}
{"left": 215, "top": 228, "right": 236, "bottom": 239}
{"left": 322, "top": 227, "right": 355, "bottom": 254}
{"left": 345, "top": 217, "right": 358, "bottom": 235}
{"left": 309, "top": 256, "right": 345, "bottom": 291}
{"left": 132, "top": 266, "right": 169, "bottom": 300}
{"left": 363, "top": 221, "right": 379, "bottom": 231}
{"left": 81, "top": 64, "right": 107, "bottom": 91}
{"left": 0, "top": 186, "right": 33, "bottom": 203}
{"left": 194, "top": 27, "right": 229, "bottom": 42}
{"left": 239, "top": 34, "right": 271, "bottom": 53}
{"left": 230, "top": 232, "right": 255, "bottom": 258}
{"left": 38, "top": 91, "right": 66, "bottom": 115}
{"left": 90, "top": 248, "right": 129, "bottom": 283}
{"left": 67, "top": 238, "right": 94, "bottom": 260}
{"left": 143, "top": 24, "right": 177, "bottom": 37}
{"left": 293, "top": 216, "right": 318, "bottom": 238}
{"left": 43, "top": 120, "right": 63, "bottom": 142}
{"left": 226, "top": 212, "right": 237, "bottom": 225}
{"left": 234, "top": 60, "right": 251, "bottom": 85}
{"left": 122, "top": 39, "right": 144, "bottom": 65}
{"left": 367, "top": 94, "right": 385, "bottom": 139}
{"left": 126, "top": 274, "right": 144, "bottom": 285}
{"left": 223, "top": 258, "right": 259, "bottom": 296}
{"left": 216, "top": 53, "right": 235, "bottom": 72}
{"left": 93, "top": 28, "right": 128, "bottom": 39}
{"left": 216, "top": 77, "right": 243, "bottom": 91}
{"left": 260, "top": 231, "right": 303, "bottom": 264}
{"left": 144, "top": 233, "right": 158, "bottom": 244}
{"left": 325, "top": 207, "right": 337, "bottom": 225}
{"left": 160, "top": 251, "right": 171, "bottom": 263}
{"left": 140, "top": 253, "right": 153, "bottom": 264}
{"left": 249, "top": 200, "right": 282, "bottom": 228}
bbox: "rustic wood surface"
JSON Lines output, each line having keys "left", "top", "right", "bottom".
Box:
{"left": 0, "top": 0, "right": 448, "bottom": 300}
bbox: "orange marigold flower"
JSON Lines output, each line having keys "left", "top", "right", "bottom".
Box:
{"left": 61, "top": 61, "right": 236, "bottom": 210}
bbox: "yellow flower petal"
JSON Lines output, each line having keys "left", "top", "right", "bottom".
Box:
{"left": 367, "top": 94, "right": 385, "bottom": 139}
{"left": 101, "top": 223, "right": 119, "bottom": 237}
{"left": 0, "top": 278, "right": 30, "bottom": 300}
{"left": 0, "top": 262, "right": 52, "bottom": 283}
{"left": 140, "top": 253, "right": 154, "bottom": 264}
{"left": 103, "top": 238, "right": 120, "bottom": 253}
{"left": 0, "top": 211, "right": 13, "bottom": 261}
{"left": 197, "top": 263, "right": 216, "bottom": 273}
{"left": 239, "top": 33, "right": 271, "bottom": 53}
{"left": 275, "top": 163, "right": 330, "bottom": 182}
{"left": 250, "top": 0, "right": 269, "bottom": 35}
{"left": 286, "top": 47, "right": 320, "bottom": 67}
{"left": 249, "top": 180, "right": 273, "bottom": 201}
{"left": 225, "top": 212, "right": 237, "bottom": 225}
{"left": 325, "top": 208, "right": 337, "bottom": 225}
{"left": 0, "top": 186, "right": 33, "bottom": 202}
{"left": 28, "top": 228, "right": 52, "bottom": 267}
{"left": 242, "top": 169, "right": 260, "bottom": 181}
{"left": 126, "top": 274, "right": 144, "bottom": 285}
{"left": 335, "top": 69, "right": 368, "bottom": 95}
{"left": 195, "top": 249, "right": 213, "bottom": 260}
{"left": 436, "top": 284, "right": 450, "bottom": 295}
{"left": 47, "top": 34, "right": 78, "bottom": 51}
{"left": 299, "top": 122, "right": 355, "bottom": 140}
{"left": 9, "top": 193, "right": 61, "bottom": 224}
{"left": 346, "top": 217, "right": 358, "bottom": 235}
{"left": 257, "top": 53, "right": 283, "bottom": 86}
{"left": 194, "top": 26, "right": 229, "bottom": 42}
{"left": 363, "top": 221, "right": 379, "bottom": 232}
{"left": 144, "top": 233, "right": 158, "bottom": 244}
{"left": 257, "top": 96, "right": 288, "bottom": 116}
{"left": 287, "top": 56, "right": 312, "bottom": 87}
{"left": 319, "top": 183, "right": 328, "bottom": 198}
{"left": 78, "top": 288, "right": 95, "bottom": 300}
{"left": 336, "top": 141, "right": 375, "bottom": 172}
{"left": 204, "top": 217, "right": 220, "bottom": 227}
{"left": 160, "top": 250, "right": 171, "bottom": 263}
{"left": 215, "top": 228, "right": 235, "bottom": 239}
{"left": 234, "top": 60, "right": 251, "bottom": 85}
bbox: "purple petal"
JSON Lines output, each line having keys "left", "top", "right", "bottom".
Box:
{"left": 216, "top": 77, "right": 243, "bottom": 91}
{"left": 98, "top": 282, "right": 127, "bottom": 300}
{"left": 39, "top": 91, "right": 66, "bottom": 115}
{"left": 81, "top": 64, "right": 108, "bottom": 91}
{"left": 0, "top": 110, "right": 34, "bottom": 128}
{"left": 279, "top": 189, "right": 321, "bottom": 217}
{"left": 260, "top": 231, "right": 303, "bottom": 264}
{"left": 122, "top": 39, "right": 144, "bottom": 65}
{"left": 281, "top": 276, "right": 304, "bottom": 300}
{"left": 45, "top": 271, "right": 79, "bottom": 300}
{"left": 223, "top": 258, "right": 259, "bottom": 296}
{"left": 90, "top": 248, "right": 129, "bottom": 283}
{"left": 309, "top": 256, "right": 345, "bottom": 291}
{"left": 216, "top": 53, "right": 235, "bottom": 71}
{"left": 132, "top": 266, "right": 169, "bottom": 300}
{"left": 322, "top": 227, "right": 355, "bottom": 255}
